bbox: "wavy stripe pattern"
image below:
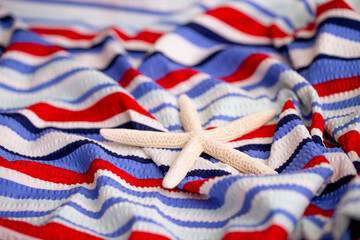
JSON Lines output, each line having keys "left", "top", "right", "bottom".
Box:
{"left": 0, "top": 0, "right": 360, "bottom": 239}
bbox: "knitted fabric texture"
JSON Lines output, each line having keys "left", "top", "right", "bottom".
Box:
{"left": 101, "top": 94, "right": 276, "bottom": 189}
{"left": 0, "top": 0, "right": 360, "bottom": 239}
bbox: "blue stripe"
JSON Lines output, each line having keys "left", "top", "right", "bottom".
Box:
{"left": 0, "top": 67, "right": 89, "bottom": 93}
{"left": 0, "top": 56, "right": 69, "bottom": 74}
{"left": 242, "top": 63, "right": 289, "bottom": 91}
{"left": 101, "top": 54, "right": 131, "bottom": 80}
{"left": 322, "top": 95, "right": 360, "bottom": 111}
{"left": 306, "top": 216, "right": 326, "bottom": 228}
{"left": 300, "top": 58, "right": 360, "bottom": 85}
{"left": 275, "top": 138, "right": 316, "bottom": 172}
{"left": 55, "top": 83, "right": 117, "bottom": 104}
{"left": 9, "top": 29, "right": 52, "bottom": 46}
{"left": 274, "top": 114, "right": 304, "bottom": 142}
{"left": 311, "top": 182, "right": 350, "bottom": 210}
{"left": 299, "top": 0, "right": 314, "bottom": 16}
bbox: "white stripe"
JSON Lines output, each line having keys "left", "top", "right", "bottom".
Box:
{"left": 227, "top": 137, "right": 273, "bottom": 148}
{"left": 243, "top": 0, "right": 312, "bottom": 29}
{"left": 47, "top": 86, "right": 120, "bottom": 110}
{"left": 294, "top": 9, "right": 360, "bottom": 39}
{"left": 324, "top": 151, "right": 356, "bottom": 183}
{"left": 348, "top": 151, "right": 360, "bottom": 161}
{"left": 324, "top": 106, "right": 360, "bottom": 119}
{"left": 72, "top": 42, "right": 125, "bottom": 70}
{"left": 0, "top": 59, "right": 87, "bottom": 90}
{"left": 291, "top": 217, "right": 323, "bottom": 240}
{"left": 73, "top": 0, "right": 200, "bottom": 12}
{"left": 317, "top": 9, "right": 360, "bottom": 28}
{"left": 290, "top": 32, "right": 360, "bottom": 69}
{"left": 0, "top": 119, "right": 163, "bottom": 156}
{"left": 2, "top": 1, "right": 162, "bottom": 31}
{"left": 125, "top": 74, "right": 153, "bottom": 93}
{"left": 153, "top": 33, "right": 227, "bottom": 66}
{"left": 0, "top": 70, "right": 118, "bottom": 109}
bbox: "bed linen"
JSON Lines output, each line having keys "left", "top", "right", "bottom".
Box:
{"left": 0, "top": 0, "right": 360, "bottom": 239}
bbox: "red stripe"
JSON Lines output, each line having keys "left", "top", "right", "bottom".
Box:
{"left": 231, "top": 124, "right": 276, "bottom": 142}
{"left": 31, "top": 28, "right": 96, "bottom": 40}
{"left": 337, "top": 130, "right": 360, "bottom": 156}
{"left": 26, "top": 92, "right": 155, "bottom": 121}
{"left": 222, "top": 224, "right": 288, "bottom": 240}
{"left": 183, "top": 178, "right": 209, "bottom": 193}
{"left": 282, "top": 99, "right": 296, "bottom": 111}
{"left": 119, "top": 68, "right": 141, "bottom": 88}
{"left": 156, "top": 68, "right": 199, "bottom": 89}
{"left": 303, "top": 204, "right": 334, "bottom": 218}
{"left": 129, "top": 231, "right": 171, "bottom": 240}
{"left": 221, "top": 53, "right": 270, "bottom": 83}
{"left": 302, "top": 155, "right": 329, "bottom": 169}
{"left": 112, "top": 28, "right": 163, "bottom": 43}
{"left": 316, "top": 0, "right": 353, "bottom": 17}
{"left": 132, "top": 31, "right": 163, "bottom": 44}
{"left": 313, "top": 75, "right": 360, "bottom": 97}
{"left": 311, "top": 112, "right": 324, "bottom": 133}
{"left": 31, "top": 27, "right": 163, "bottom": 44}
{"left": 0, "top": 218, "right": 102, "bottom": 240}
{"left": 207, "top": 7, "right": 288, "bottom": 38}
{"left": 4, "top": 42, "right": 64, "bottom": 56}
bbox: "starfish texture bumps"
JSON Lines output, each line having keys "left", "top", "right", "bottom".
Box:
{"left": 100, "top": 95, "right": 277, "bottom": 189}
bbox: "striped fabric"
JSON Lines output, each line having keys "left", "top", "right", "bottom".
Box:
{"left": 0, "top": 0, "right": 360, "bottom": 239}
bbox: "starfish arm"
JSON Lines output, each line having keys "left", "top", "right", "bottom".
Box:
{"left": 203, "top": 139, "right": 277, "bottom": 175}
{"left": 162, "top": 136, "right": 204, "bottom": 189}
{"left": 100, "top": 129, "right": 189, "bottom": 148}
{"left": 207, "top": 109, "right": 276, "bottom": 143}
{"left": 179, "top": 94, "right": 202, "bottom": 131}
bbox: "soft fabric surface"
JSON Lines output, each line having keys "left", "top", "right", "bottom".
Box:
{"left": 0, "top": 0, "right": 360, "bottom": 239}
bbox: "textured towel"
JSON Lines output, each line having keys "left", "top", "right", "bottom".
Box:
{"left": 0, "top": 0, "right": 360, "bottom": 239}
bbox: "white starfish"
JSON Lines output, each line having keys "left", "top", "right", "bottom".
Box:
{"left": 100, "top": 95, "right": 277, "bottom": 189}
